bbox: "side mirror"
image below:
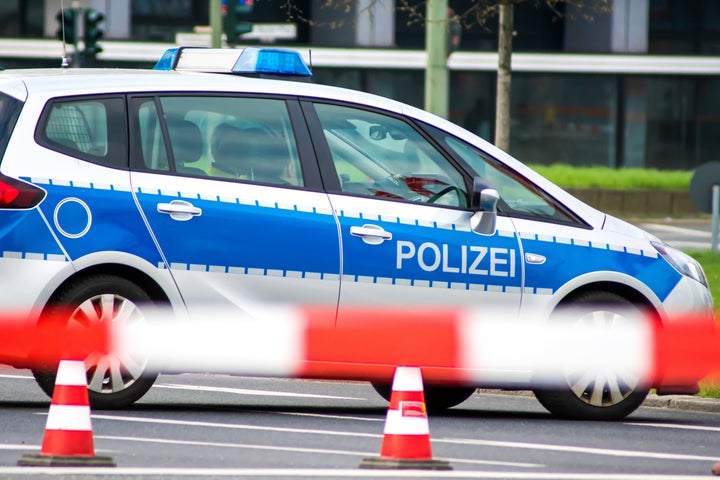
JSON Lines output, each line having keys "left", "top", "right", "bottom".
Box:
{"left": 470, "top": 176, "right": 499, "bottom": 235}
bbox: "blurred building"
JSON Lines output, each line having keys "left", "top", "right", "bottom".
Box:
{"left": 0, "top": 0, "right": 719, "bottom": 170}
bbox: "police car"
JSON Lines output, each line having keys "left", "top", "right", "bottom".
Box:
{"left": 0, "top": 47, "right": 712, "bottom": 420}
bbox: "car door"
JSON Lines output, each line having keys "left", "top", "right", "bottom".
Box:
{"left": 129, "top": 94, "right": 340, "bottom": 323}
{"left": 422, "top": 123, "right": 596, "bottom": 319}
{"left": 304, "top": 101, "right": 524, "bottom": 317}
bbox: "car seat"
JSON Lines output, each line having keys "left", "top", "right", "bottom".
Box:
{"left": 166, "top": 119, "right": 206, "bottom": 176}
{"left": 211, "top": 124, "right": 290, "bottom": 184}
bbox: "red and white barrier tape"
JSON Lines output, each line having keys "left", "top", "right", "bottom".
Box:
{"left": 0, "top": 306, "right": 716, "bottom": 388}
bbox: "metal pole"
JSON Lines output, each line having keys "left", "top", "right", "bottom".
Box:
{"left": 210, "top": 0, "right": 222, "bottom": 48}
{"left": 424, "top": 0, "right": 448, "bottom": 119}
{"left": 712, "top": 184, "right": 719, "bottom": 253}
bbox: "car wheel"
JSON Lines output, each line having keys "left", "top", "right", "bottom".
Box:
{"left": 533, "top": 291, "right": 650, "bottom": 420}
{"left": 372, "top": 382, "right": 476, "bottom": 412}
{"left": 32, "top": 274, "right": 158, "bottom": 409}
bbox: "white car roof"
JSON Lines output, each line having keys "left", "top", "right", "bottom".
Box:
{"left": 0, "top": 67, "right": 605, "bottom": 227}
{"left": 0, "top": 68, "right": 404, "bottom": 115}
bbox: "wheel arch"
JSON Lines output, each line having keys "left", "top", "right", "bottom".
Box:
{"left": 44, "top": 263, "right": 171, "bottom": 309}
{"left": 554, "top": 280, "right": 663, "bottom": 324}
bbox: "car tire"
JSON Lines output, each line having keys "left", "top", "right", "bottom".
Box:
{"left": 532, "top": 291, "right": 650, "bottom": 421}
{"left": 372, "top": 382, "right": 476, "bottom": 412}
{"left": 32, "top": 274, "right": 159, "bottom": 410}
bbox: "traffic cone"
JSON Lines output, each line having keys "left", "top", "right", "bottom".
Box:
{"left": 18, "top": 359, "right": 115, "bottom": 467}
{"left": 360, "top": 366, "right": 451, "bottom": 470}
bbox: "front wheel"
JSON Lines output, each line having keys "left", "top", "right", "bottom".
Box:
{"left": 533, "top": 291, "right": 650, "bottom": 420}
{"left": 372, "top": 382, "right": 476, "bottom": 413}
{"left": 32, "top": 274, "right": 158, "bottom": 409}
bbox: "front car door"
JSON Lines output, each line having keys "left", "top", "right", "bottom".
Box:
{"left": 303, "top": 101, "right": 523, "bottom": 382}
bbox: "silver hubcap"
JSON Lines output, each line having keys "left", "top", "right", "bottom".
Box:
{"left": 68, "top": 293, "right": 147, "bottom": 395}
{"left": 563, "top": 309, "right": 640, "bottom": 408}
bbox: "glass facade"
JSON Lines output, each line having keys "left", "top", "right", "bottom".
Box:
{"left": 0, "top": 0, "right": 43, "bottom": 38}
{"left": 649, "top": 0, "right": 720, "bottom": 54}
{"left": 0, "top": 0, "right": 718, "bottom": 171}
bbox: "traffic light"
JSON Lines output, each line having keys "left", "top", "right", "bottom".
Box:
{"left": 83, "top": 8, "right": 105, "bottom": 58}
{"left": 222, "top": 0, "right": 253, "bottom": 46}
{"left": 55, "top": 8, "right": 79, "bottom": 45}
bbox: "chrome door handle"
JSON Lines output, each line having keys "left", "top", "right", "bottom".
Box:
{"left": 350, "top": 224, "right": 392, "bottom": 245}
{"left": 157, "top": 200, "right": 202, "bottom": 221}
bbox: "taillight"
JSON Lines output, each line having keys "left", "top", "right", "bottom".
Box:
{"left": 0, "top": 175, "right": 45, "bottom": 209}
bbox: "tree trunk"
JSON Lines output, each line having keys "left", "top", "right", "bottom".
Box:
{"left": 424, "top": 0, "right": 449, "bottom": 119}
{"left": 495, "top": 0, "right": 514, "bottom": 151}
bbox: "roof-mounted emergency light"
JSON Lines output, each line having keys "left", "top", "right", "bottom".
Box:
{"left": 153, "top": 46, "right": 312, "bottom": 79}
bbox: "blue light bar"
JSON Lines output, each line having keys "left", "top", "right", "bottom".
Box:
{"left": 153, "top": 48, "right": 178, "bottom": 70}
{"left": 232, "top": 47, "right": 312, "bottom": 77}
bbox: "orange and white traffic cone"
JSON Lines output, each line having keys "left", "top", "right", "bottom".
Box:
{"left": 18, "top": 359, "right": 115, "bottom": 467}
{"left": 360, "top": 366, "right": 451, "bottom": 470}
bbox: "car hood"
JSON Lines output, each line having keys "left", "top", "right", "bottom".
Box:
{"left": 601, "top": 214, "right": 662, "bottom": 244}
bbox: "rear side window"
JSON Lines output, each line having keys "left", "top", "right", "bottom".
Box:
{"left": 130, "top": 95, "right": 304, "bottom": 187}
{"left": 0, "top": 93, "right": 22, "bottom": 163}
{"left": 36, "top": 96, "right": 127, "bottom": 169}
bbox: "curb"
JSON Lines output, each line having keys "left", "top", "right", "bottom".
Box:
{"left": 477, "top": 390, "right": 720, "bottom": 415}
{"left": 643, "top": 394, "right": 720, "bottom": 414}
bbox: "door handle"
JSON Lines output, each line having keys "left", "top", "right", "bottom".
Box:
{"left": 157, "top": 200, "right": 202, "bottom": 221}
{"left": 350, "top": 224, "right": 392, "bottom": 245}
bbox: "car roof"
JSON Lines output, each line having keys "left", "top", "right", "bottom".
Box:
{"left": 0, "top": 67, "right": 606, "bottom": 228}
{"left": 0, "top": 68, "right": 405, "bottom": 115}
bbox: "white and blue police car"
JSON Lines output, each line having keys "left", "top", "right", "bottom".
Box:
{"left": 0, "top": 47, "right": 712, "bottom": 420}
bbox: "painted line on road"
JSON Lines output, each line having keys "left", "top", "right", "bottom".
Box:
{"left": 0, "top": 373, "right": 33, "bottom": 380}
{"left": 626, "top": 422, "right": 720, "bottom": 433}
{"left": 156, "top": 383, "right": 365, "bottom": 401}
{"left": 0, "top": 467, "right": 711, "bottom": 478}
{"left": 665, "top": 241, "right": 712, "bottom": 250}
{"left": 97, "top": 435, "right": 542, "bottom": 468}
{"left": 86, "top": 414, "right": 715, "bottom": 463}
{"left": 89, "top": 413, "right": 383, "bottom": 438}
{"left": 0, "top": 444, "right": 39, "bottom": 450}
{"left": 259, "top": 410, "right": 385, "bottom": 422}
{"left": 640, "top": 223, "right": 711, "bottom": 238}
{"left": 442, "top": 438, "right": 718, "bottom": 462}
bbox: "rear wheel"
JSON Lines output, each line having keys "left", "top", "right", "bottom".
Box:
{"left": 372, "top": 382, "right": 476, "bottom": 412}
{"left": 32, "top": 274, "right": 158, "bottom": 409}
{"left": 533, "top": 291, "right": 650, "bottom": 420}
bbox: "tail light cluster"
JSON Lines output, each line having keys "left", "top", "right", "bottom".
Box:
{"left": 0, "top": 174, "right": 45, "bottom": 209}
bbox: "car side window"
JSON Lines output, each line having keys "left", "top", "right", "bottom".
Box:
{"left": 313, "top": 103, "right": 467, "bottom": 208}
{"left": 37, "top": 96, "right": 127, "bottom": 168}
{"left": 132, "top": 95, "right": 303, "bottom": 187}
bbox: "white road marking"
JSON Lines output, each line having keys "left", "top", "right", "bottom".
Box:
{"left": 0, "top": 373, "right": 33, "bottom": 380}
{"left": 96, "top": 435, "right": 542, "bottom": 468}
{"left": 86, "top": 414, "right": 715, "bottom": 463}
{"left": 626, "top": 422, "right": 720, "bottom": 433}
{"left": 259, "top": 410, "right": 385, "bottom": 422}
{"left": 441, "top": 438, "right": 718, "bottom": 462}
{"left": 156, "top": 383, "right": 365, "bottom": 401}
{"left": 640, "top": 224, "right": 710, "bottom": 238}
{"left": 89, "top": 413, "right": 383, "bottom": 438}
{"left": 0, "top": 467, "right": 710, "bottom": 478}
{"left": 0, "top": 444, "right": 39, "bottom": 450}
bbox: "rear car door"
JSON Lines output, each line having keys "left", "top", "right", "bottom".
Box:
{"left": 129, "top": 94, "right": 340, "bottom": 322}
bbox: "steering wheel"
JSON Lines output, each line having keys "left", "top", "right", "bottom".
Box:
{"left": 426, "top": 185, "right": 463, "bottom": 205}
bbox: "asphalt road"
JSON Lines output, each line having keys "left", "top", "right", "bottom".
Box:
{"left": 0, "top": 370, "right": 719, "bottom": 479}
